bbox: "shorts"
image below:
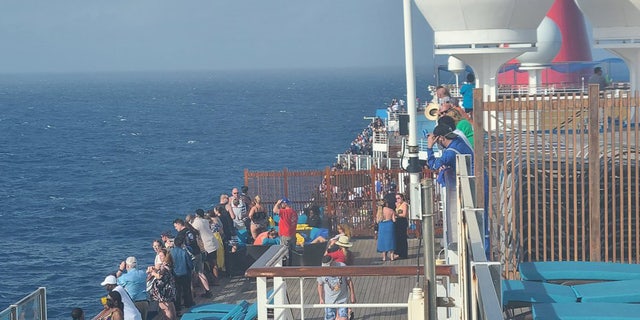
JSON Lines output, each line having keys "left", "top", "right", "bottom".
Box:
{"left": 205, "top": 250, "right": 217, "bottom": 267}
{"left": 193, "top": 252, "right": 204, "bottom": 273}
{"left": 324, "top": 307, "right": 348, "bottom": 320}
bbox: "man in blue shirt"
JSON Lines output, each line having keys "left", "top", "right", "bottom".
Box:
{"left": 171, "top": 237, "right": 195, "bottom": 312}
{"left": 426, "top": 124, "right": 473, "bottom": 247}
{"left": 116, "top": 257, "right": 148, "bottom": 320}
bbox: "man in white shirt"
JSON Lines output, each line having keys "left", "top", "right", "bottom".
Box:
{"left": 192, "top": 208, "right": 221, "bottom": 297}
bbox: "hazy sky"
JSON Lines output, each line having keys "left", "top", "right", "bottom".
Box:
{"left": 0, "top": 0, "right": 435, "bottom": 73}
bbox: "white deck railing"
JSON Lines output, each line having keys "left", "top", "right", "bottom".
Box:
{"left": 456, "top": 155, "right": 503, "bottom": 319}
{"left": 245, "top": 245, "right": 443, "bottom": 320}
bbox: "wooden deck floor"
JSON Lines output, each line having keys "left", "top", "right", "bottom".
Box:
{"left": 188, "top": 237, "right": 432, "bottom": 319}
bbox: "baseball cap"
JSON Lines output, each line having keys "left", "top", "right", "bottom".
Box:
{"left": 432, "top": 124, "right": 458, "bottom": 139}
{"left": 100, "top": 275, "right": 117, "bottom": 286}
{"left": 281, "top": 197, "right": 290, "bottom": 204}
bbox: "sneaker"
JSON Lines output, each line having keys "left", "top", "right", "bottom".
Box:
{"left": 200, "top": 290, "right": 212, "bottom": 298}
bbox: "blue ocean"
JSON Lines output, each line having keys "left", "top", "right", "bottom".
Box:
{"left": 0, "top": 68, "right": 431, "bottom": 318}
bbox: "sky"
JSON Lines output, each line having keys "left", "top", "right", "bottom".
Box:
{"left": 0, "top": 0, "right": 436, "bottom": 74}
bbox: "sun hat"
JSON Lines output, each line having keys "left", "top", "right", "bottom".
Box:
{"left": 100, "top": 275, "right": 117, "bottom": 286}
{"left": 335, "top": 235, "right": 353, "bottom": 248}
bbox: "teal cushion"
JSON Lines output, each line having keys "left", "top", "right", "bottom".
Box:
{"left": 573, "top": 279, "right": 640, "bottom": 303}
{"left": 188, "top": 303, "right": 237, "bottom": 313}
{"left": 519, "top": 262, "right": 640, "bottom": 281}
{"left": 502, "top": 280, "right": 577, "bottom": 307}
{"left": 533, "top": 303, "right": 640, "bottom": 320}
{"left": 219, "top": 301, "right": 249, "bottom": 320}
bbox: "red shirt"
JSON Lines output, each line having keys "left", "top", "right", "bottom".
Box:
{"left": 278, "top": 207, "right": 298, "bottom": 237}
{"left": 327, "top": 248, "right": 347, "bottom": 264}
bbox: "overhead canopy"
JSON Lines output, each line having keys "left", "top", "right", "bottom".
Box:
{"left": 575, "top": 0, "right": 640, "bottom": 44}
{"left": 415, "top": 0, "right": 554, "bottom": 49}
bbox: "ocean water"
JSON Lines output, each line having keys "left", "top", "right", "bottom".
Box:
{"left": 0, "top": 67, "right": 431, "bottom": 318}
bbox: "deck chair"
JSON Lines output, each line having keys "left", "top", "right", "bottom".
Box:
{"left": 532, "top": 302, "right": 640, "bottom": 320}
{"left": 501, "top": 280, "right": 578, "bottom": 307}
{"left": 572, "top": 279, "right": 640, "bottom": 303}
{"left": 180, "top": 313, "right": 228, "bottom": 320}
{"left": 503, "top": 279, "right": 640, "bottom": 308}
{"left": 519, "top": 261, "right": 640, "bottom": 282}
{"left": 187, "top": 303, "right": 240, "bottom": 314}
{"left": 242, "top": 303, "right": 258, "bottom": 320}
{"left": 180, "top": 300, "right": 250, "bottom": 320}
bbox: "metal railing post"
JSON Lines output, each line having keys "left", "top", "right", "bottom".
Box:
{"left": 421, "top": 179, "right": 437, "bottom": 320}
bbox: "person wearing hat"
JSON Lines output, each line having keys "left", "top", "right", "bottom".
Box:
{"left": 273, "top": 197, "right": 298, "bottom": 265}
{"left": 317, "top": 255, "right": 356, "bottom": 320}
{"left": 426, "top": 123, "right": 474, "bottom": 247}
{"left": 115, "top": 257, "right": 149, "bottom": 320}
{"left": 325, "top": 235, "right": 354, "bottom": 265}
{"left": 438, "top": 114, "right": 473, "bottom": 148}
{"left": 100, "top": 275, "right": 142, "bottom": 320}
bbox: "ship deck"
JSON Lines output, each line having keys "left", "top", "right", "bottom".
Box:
{"left": 186, "top": 237, "right": 430, "bottom": 319}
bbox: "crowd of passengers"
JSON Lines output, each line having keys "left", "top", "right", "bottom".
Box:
{"left": 334, "top": 116, "right": 386, "bottom": 170}
{"left": 93, "top": 185, "right": 362, "bottom": 320}
{"left": 89, "top": 91, "right": 476, "bottom": 320}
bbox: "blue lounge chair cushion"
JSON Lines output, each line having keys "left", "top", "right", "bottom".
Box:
{"left": 188, "top": 303, "right": 238, "bottom": 313}
{"left": 533, "top": 302, "right": 640, "bottom": 320}
{"left": 243, "top": 303, "right": 258, "bottom": 320}
{"left": 519, "top": 262, "right": 640, "bottom": 282}
{"left": 219, "top": 301, "right": 250, "bottom": 320}
{"left": 180, "top": 312, "right": 227, "bottom": 320}
{"left": 501, "top": 280, "right": 577, "bottom": 307}
{"left": 573, "top": 279, "right": 640, "bottom": 303}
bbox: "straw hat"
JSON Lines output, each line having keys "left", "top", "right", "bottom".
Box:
{"left": 335, "top": 235, "right": 353, "bottom": 248}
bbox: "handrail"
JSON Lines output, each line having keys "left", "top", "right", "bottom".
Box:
{"left": 456, "top": 154, "right": 503, "bottom": 319}
{"left": 246, "top": 265, "right": 455, "bottom": 278}
{"left": 245, "top": 245, "right": 453, "bottom": 320}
